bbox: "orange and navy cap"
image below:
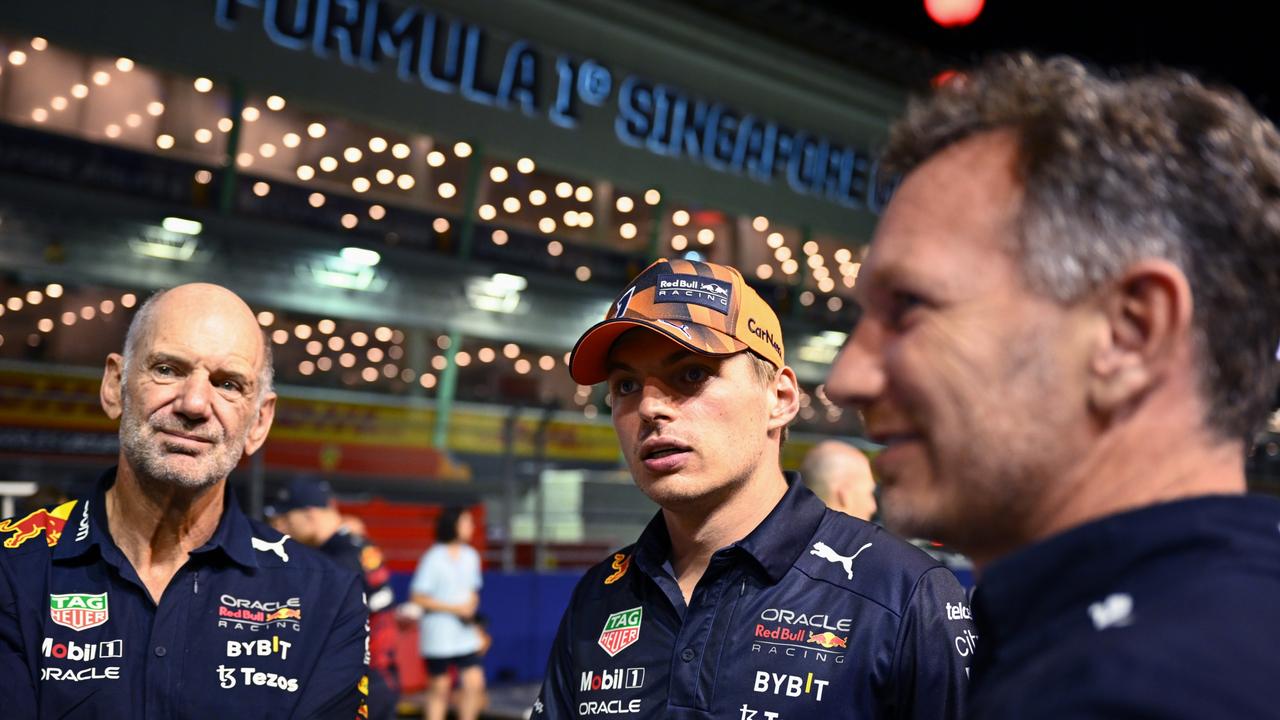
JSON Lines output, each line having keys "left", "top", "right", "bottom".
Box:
{"left": 569, "top": 258, "right": 785, "bottom": 385}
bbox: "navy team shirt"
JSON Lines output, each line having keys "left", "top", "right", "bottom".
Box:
{"left": 0, "top": 470, "right": 370, "bottom": 719}
{"left": 969, "top": 495, "right": 1280, "bottom": 718}
{"left": 534, "top": 474, "right": 974, "bottom": 719}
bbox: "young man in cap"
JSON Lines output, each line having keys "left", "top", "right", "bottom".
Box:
{"left": 533, "top": 259, "right": 973, "bottom": 720}
{"left": 826, "top": 54, "right": 1280, "bottom": 717}
{"left": 268, "top": 477, "right": 400, "bottom": 720}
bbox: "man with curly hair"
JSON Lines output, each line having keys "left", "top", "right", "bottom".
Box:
{"left": 827, "top": 54, "right": 1280, "bottom": 717}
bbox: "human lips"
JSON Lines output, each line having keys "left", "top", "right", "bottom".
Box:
{"left": 637, "top": 437, "right": 693, "bottom": 474}
{"left": 153, "top": 425, "right": 217, "bottom": 448}
{"left": 866, "top": 427, "right": 923, "bottom": 476}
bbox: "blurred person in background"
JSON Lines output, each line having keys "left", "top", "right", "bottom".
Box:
{"left": 826, "top": 53, "right": 1280, "bottom": 718}
{"left": 534, "top": 259, "right": 973, "bottom": 719}
{"left": 268, "top": 476, "right": 400, "bottom": 720}
{"left": 0, "top": 283, "right": 369, "bottom": 717}
{"left": 410, "top": 506, "right": 485, "bottom": 720}
{"left": 800, "top": 439, "right": 878, "bottom": 521}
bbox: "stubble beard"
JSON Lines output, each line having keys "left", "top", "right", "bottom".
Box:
{"left": 119, "top": 395, "right": 248, "bottom": 491}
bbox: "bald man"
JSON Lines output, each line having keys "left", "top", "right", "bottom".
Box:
{"left": 801, "top": 440, "right": 878, "bottom": 521}
{"left": 0, "top": 284, "right": 370, "bottom": 718}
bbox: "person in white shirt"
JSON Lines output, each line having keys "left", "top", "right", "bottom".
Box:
{"left": 409, "top": 506, "right": 484, "bottom": 720}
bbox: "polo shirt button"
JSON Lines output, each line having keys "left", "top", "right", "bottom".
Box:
{"left": 680, "top": 648, "right": 695, "bottom": 662}
{"left": 154, "top": 646, "right": 167, "bottom": 657}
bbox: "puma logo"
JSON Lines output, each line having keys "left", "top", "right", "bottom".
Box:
{"left": 810, "top": 541, "right": 872, "bottom": 580}
{"left": 252, "top": 535, "right": 291, "bottom": 563}
{"left": 1088, "top": 593, "right": 1134, "bottom": 630}
{"left": 657, "top": 318, "right": 693, "bottom": 339}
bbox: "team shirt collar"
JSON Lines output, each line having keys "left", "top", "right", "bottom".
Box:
{"left": 634, "top": 471, "right": 827, "bottom": 584}
{"left": 52, "top": 467, "right": 259, "bottom": 569}
{"left": 974, "top": 494, "right": 1280, "bottom": 651}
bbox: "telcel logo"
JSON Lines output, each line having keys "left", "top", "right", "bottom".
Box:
{"left": 580, "top": 667, "right": 645, "bottom": 692}
{"left": 946, "top": 602, "right": 972, "bottom": 621}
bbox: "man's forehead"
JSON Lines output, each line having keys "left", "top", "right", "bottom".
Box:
{"left": 605, "top": 330, "right": 692, "bottom": 367}
{"left": 857, "top": 134, "right": 1024, "bottom": 298}
{"left": 140, "top": 305, "right": 265, "bottom": 373}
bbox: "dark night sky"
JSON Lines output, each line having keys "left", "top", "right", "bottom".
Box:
{"left": 813, "top": 0, "right": 1277, "bottom": 121}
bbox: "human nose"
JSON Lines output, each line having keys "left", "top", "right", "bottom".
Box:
{"left": 171, "top": 371, "right": 215, "bottom": 421}
{"left": 636, "top": 380, "right": 676, "bottom": 425}
{"left": 824, "top": 318, "right": 886, "bottom": 411}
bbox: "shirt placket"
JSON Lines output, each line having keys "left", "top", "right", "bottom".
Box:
{"left": 668, "top": 555, "right": 739, "bottom": 713}
{"left": 145, "top": 565, "right": 196, "bottom": 718}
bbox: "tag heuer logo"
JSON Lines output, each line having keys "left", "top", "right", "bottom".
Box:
{"left": 598, "top": 607, "right": 642, "bottom": 657}
{"left": 50, "top": 592, "right": 109, "bottom": 631}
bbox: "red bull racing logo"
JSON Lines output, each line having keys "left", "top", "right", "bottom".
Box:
{"left": 218, "top": 594, "right": 303, "bottom": 631}
{"left": 807, "top": 631, "right": 848, "bottom": 650}
{"left": 0, "top": 501, "right": 76, "bottom": 549}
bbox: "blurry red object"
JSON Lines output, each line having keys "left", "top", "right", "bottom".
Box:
{"left": 924, "top": 0, "right": 985, "bottom": 28}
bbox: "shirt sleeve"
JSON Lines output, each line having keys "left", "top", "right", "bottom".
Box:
{"left": 889, "top": 567, "right": 974, "bottom": 720}
{"left": 531, "top": 591, "right": 577, "bottom": 719}
{"left": 0, "top": 561, "right": 36, "bottom": 717}
{"left": 471, "top": 548, "right": 483, "bottom": 591}
{"left": 292, "top": 573, "right": 370, "bottom": 720}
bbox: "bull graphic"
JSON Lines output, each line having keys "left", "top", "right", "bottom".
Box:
{"left": 0, "top": 501, "right": 77, "bottom": 549}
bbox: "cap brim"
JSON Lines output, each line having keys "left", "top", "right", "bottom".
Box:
{"left": 569, "top": 317, "right": 748, "bottom": 385}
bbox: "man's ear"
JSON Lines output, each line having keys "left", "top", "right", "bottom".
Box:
{"left": 100, "top": 353, "right": 125, "bottom": 420}
{"left": 244, "top": 392, "right": 277, "bottom": 456}
{"left": 768, "top": 365, "right": 802, "bottom": 434}
{"left": 1087, "top": 259, "right": 1193, "bottom": 417}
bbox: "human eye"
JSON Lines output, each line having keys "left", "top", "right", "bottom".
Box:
{"left": 610, "top": 376, "right": 639, "bottom": 396}
{"left": 888, "top": 290, "right": 928, "bottom": 328}
{"left": 679, "top": 364, "right": 710, "bottom": 385}
{"left": 151, "top": 363, "right": 178, "bottom": 380}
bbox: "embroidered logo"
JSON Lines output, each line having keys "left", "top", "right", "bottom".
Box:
{"left": 604, "top": 553, "right": 631, "bottom": 585}
{"left": 598, "top": 607, "right": 642, "bottom": 657}
{"left": 1088, "top": 593, "right": 1134, "bottom": 630}
{"left": 252, "top": 535, "right": 290, "bottom": 563}
{"left": 50, "top": 592, "right": 109, "bottom": 631}
{"left": 0, "top": 501, "right": 77, "bottom": 549}
{"left": 809, "top": 541, "right": 872, "bottom": 580}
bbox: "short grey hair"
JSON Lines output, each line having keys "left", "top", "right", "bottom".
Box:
{"left": 122, "top": 289, "right": 275, "bottom": 403}
{"left": 884, "top": 53, "right": 1280, "bottom": 442}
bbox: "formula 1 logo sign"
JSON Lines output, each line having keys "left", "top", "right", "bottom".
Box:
{"left": 50, "top": 592, "right": 109, "bottom": 631}
{"left": 598, "top": 607, "right": 642, "bottom": 657}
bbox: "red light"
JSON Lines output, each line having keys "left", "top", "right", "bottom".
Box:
{"left": 931, "top": 69, "right": 964, "bottom": 88}
{"left": 924, "top": 0, "right": 985, "bottom": 28}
